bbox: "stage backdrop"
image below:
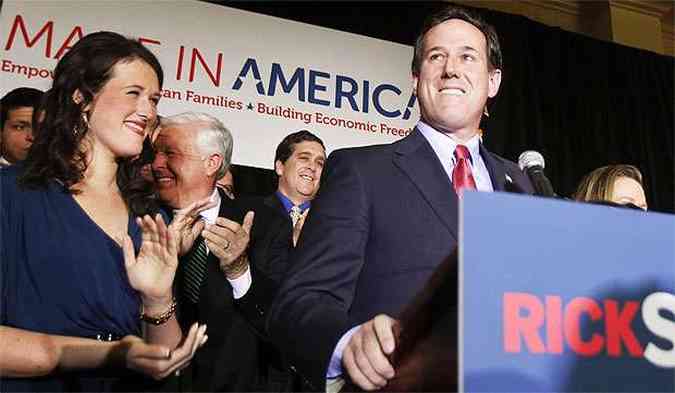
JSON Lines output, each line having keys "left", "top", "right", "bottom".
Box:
{"left": 0, "top": 0, "right": 418, "bottom": 169}
{"left": 226, "top": 2, "right": 674, "bottom": 213}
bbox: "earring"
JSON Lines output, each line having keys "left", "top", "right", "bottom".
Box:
{"left": 74, "top": 112, "right": 89, "bottom": 136}
{"left": 483, "top": 106, "right": 490, "bottom": 118}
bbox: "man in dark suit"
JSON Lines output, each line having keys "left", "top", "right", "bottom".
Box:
{"left": 152, "top": 112, "right": 292, "bottom": 391}
{"left": 264, "top": 130, "right": 326, "bottom": 248}
{"left": 268, "top": 5, "right": 534, "bottom": 391}
{"left": 258, "top": 130, "right": 327, "bottom": 391}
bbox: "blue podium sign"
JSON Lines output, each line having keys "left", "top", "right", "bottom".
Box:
{"left": 460, "top": 191, "right": 674, "bottom": 392}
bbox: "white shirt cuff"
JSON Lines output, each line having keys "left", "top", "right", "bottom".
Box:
{"left": 326, "top": 324, "right": 361, "bottom": 378}
{"left": 227, "top": 266, "right": 252, "bottom": 299}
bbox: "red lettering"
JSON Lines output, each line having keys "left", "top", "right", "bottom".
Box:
{"left": 503, "top": 292, "right": 546, "bottom": 353}
{"left": 564, "top": 297, "right": 604, "bottom": 356}
{"left": 176, "top": 45, "right": 185, "bottom": 81}
{"left": 189, "top": 47, "right": 223, "bottom": 87}
{"left": 546, "top": 296, "right": 563, "bottom": 353}
{"left": 503, "top": 292, "right": 648, "bottom": 359}
{"left": 54, "top": 26, "right": 83, "bottom": 59}
{"left": 138, "top": 37, "right": 161, "bottom": 46}
{"left": 4, "top": 15, "right": 54, "bottom": 58}
{"left": 604, "top": 299, "right": 643, "bottom": 357}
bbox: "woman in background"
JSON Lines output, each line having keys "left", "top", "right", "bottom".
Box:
{"left": 1, "top": 31, "right": 205, "bottom": 391}
{"left": 573, "top": 164, "right": 648, "bottom": 210}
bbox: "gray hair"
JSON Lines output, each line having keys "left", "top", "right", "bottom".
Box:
{"left": 160, "top": 112, "right": 233, "bottom": 179}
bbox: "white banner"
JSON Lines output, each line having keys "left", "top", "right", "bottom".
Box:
{"left": 0, "top": 0, "right": 419, "bottom": 169}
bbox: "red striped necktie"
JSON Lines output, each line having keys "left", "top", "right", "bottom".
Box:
{"left": 452, "top": 145, "right": 477, "bottom": 197}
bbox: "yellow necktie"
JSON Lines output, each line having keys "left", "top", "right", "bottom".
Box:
{"left": 290, "top": 205, "right": 302, "bottom": 226}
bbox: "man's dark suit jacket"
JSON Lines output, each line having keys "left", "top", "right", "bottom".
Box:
{"left": 260, "top": 193, "right": 310, "bottom": 391}
{"left": 262, "top": 194, "right": 294, "bottom": 282}
{"left": 264, "top": 194, "right": 291, "bottom": 226}
{"left": 268, "top": 128, "right": 534, "bottom": 389}
{"left": 169, "top": 188, "right": 293, "bottom": 392}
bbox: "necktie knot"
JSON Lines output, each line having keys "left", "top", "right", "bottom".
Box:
{"left": 290, "top": 205, "right": 303, "bottom": 226}
{"left": 454, "top": 145, "right": 471, "bottom": 162}
{"left": 452, "top": 145, "right": 477, "bottom": 196}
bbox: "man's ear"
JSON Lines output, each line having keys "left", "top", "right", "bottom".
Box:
{"left": 487, "top": 69, "right": 502, "bottom": 98}
{"left": 411, "top": 73, "right": 419, "bottom": 97}
{"left": 205, "top": 153, "right": 223, "bottom": 177}
{"left": 275, "top": 160, "right": 285, "bottom": 177}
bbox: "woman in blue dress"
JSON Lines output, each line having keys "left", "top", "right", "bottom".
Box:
{"left": 0, "top": 32, "right": 207, "bottom": 391}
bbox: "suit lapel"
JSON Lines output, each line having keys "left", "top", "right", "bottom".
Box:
{"left": 480, "top": 144, "right": 507, "bottom": 192}
{"left": 264, "top": 194, "right": 290, "bottom": 225}
{"left": 393, "top": 128, "right": 458, "bottom": 241}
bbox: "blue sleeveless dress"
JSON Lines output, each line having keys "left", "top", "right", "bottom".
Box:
{"left": 1, "top": 165, "right": 144, "bottom": 391}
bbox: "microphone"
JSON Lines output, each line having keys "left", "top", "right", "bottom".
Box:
{"left": 518, "top": 151, "right": 556, "bottom": 197}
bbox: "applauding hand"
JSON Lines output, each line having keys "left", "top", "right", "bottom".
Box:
{"left": 119, "top": 322, "right": 208, "bottom": 380}
{"left": 169, "top": 198, "right": 217, "bottom": 256}
{"left": 123, "top": 214, "right": 178, "bottom": 303}
{"left": 202, "top": 211, "right": 254, "bottom": 279}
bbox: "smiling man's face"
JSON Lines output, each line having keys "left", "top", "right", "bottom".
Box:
{"left": 152, "top": 122, "right": 213, "bottom": 209}
{"left": 413, "top": 18, "right": 501, "bottom": 141}
{"left": 275, "top": 140, "right": 326, "bottom": 205}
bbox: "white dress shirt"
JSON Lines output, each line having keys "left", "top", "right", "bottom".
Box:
{"left": 177, "top": 188, "right": 252, "bottom": 299}
{"left": 416, "top": 121, "right": 494, "bottom": 192}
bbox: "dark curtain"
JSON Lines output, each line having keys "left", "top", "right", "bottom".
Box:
{"left": 221, "top": 2, "right": 674, "bottom": 213}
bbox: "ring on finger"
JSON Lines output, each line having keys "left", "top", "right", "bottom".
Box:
{"left": 175, "top": 369, "right": 181, "bottom": 377}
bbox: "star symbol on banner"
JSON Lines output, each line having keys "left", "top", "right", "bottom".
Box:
{"left": 247, "top": 103, "right": 254, "bottom": 110}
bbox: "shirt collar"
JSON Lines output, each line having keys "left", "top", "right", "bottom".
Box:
{"left": 275, "top": 191, "right": 311, "bottom": 214}
{"left": 174, "top": 188, "right": 221, "bottom": 225}
{"left": 416, "top": 121, "right": 482, "bottom": 165}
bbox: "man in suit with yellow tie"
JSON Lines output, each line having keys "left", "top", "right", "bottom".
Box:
{"left": 264, "top": 130, "right": 326, "bottom": 247}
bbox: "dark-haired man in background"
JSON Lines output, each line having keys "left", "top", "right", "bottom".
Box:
{"left": 265, "top": 130, "right": 326, "bottom": 247}
{"left": 0, "top": 87, "right": 43, "bottom": 167}
{"left": 269, "top": 5, "right": 533, "bottom": 391}
{"left": 216, "top": 168, "right": 236, "bottom": 199}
